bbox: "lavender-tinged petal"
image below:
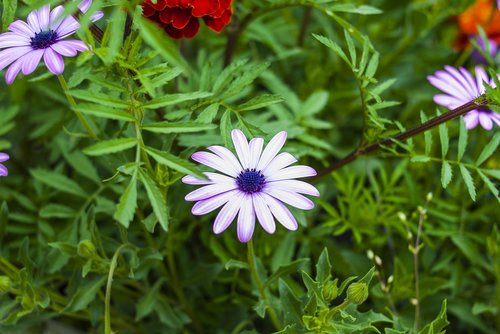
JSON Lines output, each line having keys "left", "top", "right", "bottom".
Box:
{"left": 248, "top": 138, "right": 263, "bottom": 169}
{"left": 0, "top": 164, "right": 8, "bottom": 176}
{"left": 9, "top": 20, "right": 35, "bottom": 37}
{"left": 5, "top": 57, "right": 23, "bottom": 85}
{"left": 231, "top": 129, "right": 251, "bottom": 169}
{"left": 463, "top": 111, "right": 480, "bottom": 129}
{"left": 0, "top": 46, "right": 33, "bottom": 72}
{"left": 78, "top": 0, "right": 92, "bottom": 12}
{"left": 191, "top": 189, "right": 237, "bottom": 215}
{"left": 252, "top": 193, "right": 276, "bottom": 234}
{"left": 266, "top": 180, "right": 320, "bottom": 197}
{"left": 266, "top": 165, "right": 317, "bottom": 182}
{"left": 434, "top": 69, "right": 471, "bottom": 98}
{"left": 49, "top": 5, "right": 65, "bottom": 29}
{"left": 27, "top": 9, "right": 42, "bottom": 33}
{"left": 256, "top": 131, "right": 287, "bottom": 171}
{"left": 90, "top": 11, "right": 104, "bottom": 22}
{"left": 213, "top": 192, "right": 244, "bottom": 234}
{"left": 37, "top": 5, "right": 51, "bottom": 31}
{"left": 491, "top": 112, "right": 500, "bottom": 126}
{"left": 262, "top": 152, "right": 297, "bottom": 176}
{"left": 433, "top": 94, "right": 464, "bottom": 109}
{"left": 207, "top": 145, "right": 243, "bottom": 175}
{"left": 442, "top": 66, "right": 477, "bottom": 97}
{"left": 54, "top": 16, "right": 80, "bottom": 39}
{"left": 428, "top": 76, "right": 470, "bottom": 101}
{"left": 50, "top": 42, "right": 78, "bottom": 57}
{"left": 459, "top": 67, "right": 481, "bottom": 96}
{"left": 191, "top": 151, "right": 238, "bottom": 177}
{"left": 182, "top": 172, "right": 235, "bottom": 185}
{"left": 0, "top": 32, "right": 31, "bottom": 48}
{"left": 21, "top": 49, "right": 44, "bottom": 75}
{"left": 474, "top": 66, "right": 489, "bottom": 93}
{"left": 185, "top": 182, "right": 237, "bottom": 202}
{"left": 479, "top": 113, "right": 494, "bottom": 130}
{"left": 0, "top": 153, "right": 9, "bottom": 162}
{"left": 237, "top": 195, "right": 255, "bottom": 243}
{"left": 262, "top": 193, "right": 298, "bottom": 231}
{"left": 182, "top": 175, "right": 213, "bottom": 185}
{"left": 43, "top": 48, "right": 64, "bottom": 75}
{"left": 263, "top": 188, "right": 314, "bottom": 210}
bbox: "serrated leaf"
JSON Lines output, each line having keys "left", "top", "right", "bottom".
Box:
{"left": 265, "top": 258, "right": 309, "bottom": 288}
{"left": 83, "top": 138, "right": 137, "bottom": 156}
{"left": 302, "top": 90, "right": 329, "bottom": 116}
{"left": 40, "top": 204, "right": 75, "bottom": 218}
{"left": 477, "top": 169, "right": 499, "bottom": 200}
{"left": 315, "top": 248, "right": 332, "bottom": 284}
{"left": 313, "top": 34, "right": 351, "bottom": 66}
{"left": 68, "top": 90, "right": 130, "bottom": 108}
{"left": 331, "top": 3, "right": 383, "bottom": 15}
{"left": 142, "top": 91, "right": 212, "bottom": 109}
{"left": 459, "top": 165, "right": 476, "bottom": 201}
{"left": 136, "top": 279, "right": 165, "bottom": 321}
{"left": 104, "top": 8, "right": 126, "bottom": 63}
{"left": 439, "top": 122, "right": 449, "bottom": 158}
{"left": 476, "top": 132, "right": 500, "bottom": 166}
{"left": 2, "top": 0, "right": 17, "bottom": 31}
{"left": 411, "top": 155, "right": 431, "bottom": 163}
{"left": 418, "top": 300, "right": 449, "bottom": 334}
{"left": 72, "top": 104, "right": 135, "bottom": 121}
{"left": 141, "top": 121, "right": 216, "bottom": 134}
{"left": 65, "top": 277, "right": 106, "bottom": 312}
{"left": 138, "top": 169, "right": 169, "bottom": 231}
{"left": 30, "top": 169, "right": 87, "bottom": 197}
{"left": 364, "top": 52, "right": 379, "bottom": 79}
{"left": 237, "top": 94, "right": 284, "bottom": 111}
{"left": 441, "top": 161, "right": 453, "bottom": 188}
{"left": 420, "top": 111, "right": 433, "bottom": 155}
{"left": 457, "top": 118, "right": 468, "bottom": 161}
{"left": 144, "top": 146, "right": 205, "bottom": 179}
{"left": 220, "top": 109, "right": 232, "bottom": 148}
{"left": 114, "top": 176, "right": 138, "bottom": 228}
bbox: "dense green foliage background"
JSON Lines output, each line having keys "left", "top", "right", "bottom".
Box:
{"left": 0, "top": 0, "right": 499, "bottom": 333}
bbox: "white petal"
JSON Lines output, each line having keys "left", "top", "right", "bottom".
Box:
{"left": 191, "top": 189, "right": 237, "bottom": 215}
{"left": 464, "top": 111, "right": 479, "bottom": 129}
{"left": 213, "top": 192, "right": 244, "bottom": 234}
{"left": 5, "top": 57, "right": 23, "bottom": 85}
{"left": 252, "top": 193, "right": 275, "bottom": 234}
{"left": 0, "top": 32, "right": 31, "bottom": 48}
{"left": 231, "top": 129, "right": 251, "bottom": 169}
{"left": 257, "top": 131, "right": 287, "bottom": 171}
{"left": 475, "top": 66, "right": 489, "bottom": 93}
{"left": 185, "top": 182, "right": 237, "bottom": 201}
{"left": 479, "top": 113, "right": 493, "bottom": 130}
{"left": 264, "top": 187, "right": 314, "bottom": 210}
{"left": 266, "top": 180, "right": 320, "bottom": 196}
{"left": 9, "top": 20, "right": 35, "bottom": 37}
{"left": 49, "top": 5, "right": 65, "bottom": 29}
{"left": 37, "top": 5, "right": 51, "bottom": 31}
{"left": 248, "top": 138, "right": 263, "bottom": 169}
{"left": 21, "top": 49, "right": 44, "bottom": 75}
{"left": 262, "top": 152, "right": 298, "bottom": 176}
{"left": 207, "top": 145, "right": 243, "bottom": 175}
{"left": 27, "top": 9, "right": 42, "bottom": 32}
{"left": 237, "top": 195, "right": 255, "bottom": 242}
{"left": 0, "top": 46, "right": 33, "bottom": 72}
{"left": 191, "top": 151, "right": 239, "bottom": 177}
{"left": 54, "top": 16, "right": 80, "bottom": 39}
{"left": 262, "top": 193, "right": 298, "bottom": 231}
{"left": 43, "top": 47, "right": 65, "bottom": 75}
{"left": 459, "top": 67, "right": 480, "bottom": 96}
{"left": 266, "top": 165, "right": 317, "bottom": 182}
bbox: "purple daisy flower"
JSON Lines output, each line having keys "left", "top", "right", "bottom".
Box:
{"left": 183, "top": 129, "right": 320, "bottom": 243}
{"left": 472, "top": 36, "right": 498, "bottom": 64}
{"left": 0, "top": 153, "right": 10, "bottom": 176}
{"left": 427, "top": 65, "right": 500, "bottom": 130}
{"left": 0, "top": 0, "right": 103, "bottom": 85}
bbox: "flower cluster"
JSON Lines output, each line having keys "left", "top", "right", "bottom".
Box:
{"left": 142, "top": 0, "right": 232, "bottom": 39}
{"left": 0, "top": 153, "right": 9, "bottom": 177}
{"left": 0, "top": 0, "right": 102, "bottom": 84}
{"left": 183, "top": 130, "right": 320, "bottom": 242}
{"left": 428, "top": 66, "right": 500, "bottom": 130}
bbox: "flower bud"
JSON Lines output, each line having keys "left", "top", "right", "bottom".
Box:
{"left": 426, "top": 192, "right": 433, "bottom": 202}
{"left": 322, "top": 280, "right": 338, "bottom": 302}
{"left": 346, "top": 282, "right": 369, "bottom": 305}
{"left": 366, "top": 250, "right": 374, "bottom": 260}
{"left": 397, "top": 212, "right": 406, "bottom": 222}
{"left": 0, "top": 276, "right": 11, "bottom": 294}
{"left": 387, "top": 275, "right": 394, "bottom": 284}
{"left": 375, "top": 256, "right": 382, "bottom": 266}
{"left": 77, "top": 240, "right": 96, "bottom": 258}
{"left": 303, "top": 315, "right": 322, "bottom": 331}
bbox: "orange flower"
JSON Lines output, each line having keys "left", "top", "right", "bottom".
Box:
{"left": 456, "top": 0, "right": 500, "bottom": 47}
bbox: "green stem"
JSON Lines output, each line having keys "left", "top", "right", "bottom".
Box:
{"left": 104, "top": 244, "right": 130, "bottom": 334}
{"left": 246, "top": 240, "right": 281, "bottom": 331}
{"left": 57, "top": 74, "right": 98, "bottom": 139}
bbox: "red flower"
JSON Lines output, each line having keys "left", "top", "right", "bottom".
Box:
{"left": 142, "top": 0, "right": 233, "bottom": 39}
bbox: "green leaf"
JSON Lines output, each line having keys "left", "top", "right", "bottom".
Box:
{"left": 476, "top": 132, "right": 500, "bottom": 166}
{"left": 411, "top": 155, "right": 431, "bottom": 163}
{"left": 457, "top": 118, "right": 468, "bottom": 162}
{"left": 0, "top": 201, "right": 8, "bottom": 243}
{"left": 315, "top": 248, "right": 332, "bottom": 284}
{"left": 144, "top": 146, "right": 205, "bottom": 179}
{"left": 2, "top": 0, "right": 17, "bottom": 31}
{"left": 220, "top": 109, "right": 232, "bottom": 148}
{"left": 65, "top": 277, "right": 107, "bottom": 312}
{"left": 40, "top": 204, "right": 76, "bottom": 219}
{"left": 136, "top": 279, "right": 165, "bottom": 321}
{"left": 278, "top": 279, "right": 304, "bottom": 326}
{"left": 364, "top": 52, "right": 379, "bottom": 79}
{"left": 138, "top": 169, "right": 169, "bottom": 232}
{"left": 459, "top": 165, "right": 476, "bottom": 201}
{"left": 477, "top": 169, "right": 499, "bottom": 200}
{"left": 331, "top": 4, "right": 383, "bottom": 15}
{"left": 344, "top": 30, "right": 357, "bottom": 68}
{"left": 68, "top": 90, "right": 130, "bottom": 108}
{"left": 72, "top": 104, "right": 135, "bottom": 122}
{"left": 441, "top": 161, "right": 453, "bottom": 189}
{"left": 302, "top": 90, "right": 329, "bottom": 116}
{"left": 438, "top": 122, "right": 449, "bottom": 158}
{"left": 113, "top": 176, "right": 138, "bottom": 228}
{"left": 265, "top": 258, "right": 309, "bottom": 288}
{"left": 313, "top": 34, "right": 351, "bottom": 67}
{"left": 30, "top": 169, "right": 87, "bottom": 197}
{"left": 104, "top": 8, "right": 126, "bottom": 63}
{"left": 142, "top": 91, "right": 212, "bottom": 109}
{"left": 138, "top": 17, "right": 190, "bottom": 72}
{"left": 83, "top": 138, "right": 137, "bottom": 156}
{"left": 237, "top": 94, "right": 284, "bottom": 111}
{"left": 420, "top": 111, "right": 433, "bottom": 155}
{"left": 141, "top": 121, "right": 217, "bottom": 134}
{"left": 419, "top": 300, "right": 449, "bottom": 334}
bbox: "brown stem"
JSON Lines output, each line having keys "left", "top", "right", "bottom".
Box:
{"left": 297, "top": 7, "right": 312, "bottom": 47}
{"left": 314, "top": 98, "right": 485, "bottom": 179}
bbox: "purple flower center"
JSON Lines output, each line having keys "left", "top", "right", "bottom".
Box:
{"left": 236, "top": 169, "right": 266, "bottom": 193}
{"left": 30, "top": 30, "right": 58, "bottom": 49}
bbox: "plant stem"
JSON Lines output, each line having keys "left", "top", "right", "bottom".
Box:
{"left": 315, "top": 98, "right": 486, "bottom": 179}
{"left": 246, "top": 240, "right": 281, "bottom": 331}
{"left": 413, "top": 206, "right": 426, "bottom": 333}
{"left": 57, "top": 74, "right": 98, "bottom": 139}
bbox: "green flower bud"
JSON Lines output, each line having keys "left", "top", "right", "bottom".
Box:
{"left": 77, "top": 240, "right": 96, "bottom": 258}
{"left": 346, "top": 282, "right": 369, "bottom": 305}
{"left": 0, "top": 276, "right": 11, "bottom": 294}
{"left": 322, "top": 279, "right": 339, "bottom": 302}
{"left": 303, "top": 315, "right": 322, "bottom": 331}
